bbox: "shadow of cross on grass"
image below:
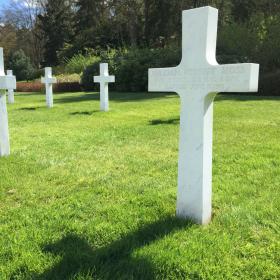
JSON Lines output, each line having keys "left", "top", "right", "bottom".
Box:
{"left": 38, "top": 216, "right": 192, "bottom": 280}
{"left": 149, "top": 118, "right": 180, "bottom": 126}
{"left": 70, "top": 110, "right": 100, "bottom": 116}
{"left": 55, "top": 92, "right": 175, "bottom": 104}
{"left": 18, "top": 107, "right": 40, "bottom": 111}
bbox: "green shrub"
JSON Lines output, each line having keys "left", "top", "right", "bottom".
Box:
{"left": 216, "top": 54, "right": 251, "bottom": 64}
{"left": 259, "top": 71, "right": 280, "bottom": 96}
{"left": 33, "top": 68, "right": 44, "bottom": 80}
{"left": 64, "top": 53, "right": 100, "bottom": 74}
{"left": 81, "top": 60, "right": 102, "bottom": 90}
{"left": 115, "top": 48, "right": 180, "bottom": 92}
{"left": 8, "top": 49, "right": 36, "bottom": 81}
{"left": 257, "top": 17, "right": 280, "bottom": 72}
{"left": 81, "top": 47, "right": 180, "bottom": 92}
{"left": 56, "top": 73, "right": 81, "bottom": 83}
{"left": 80, "top": 49, "right": 120, "bottom": 90}
{"left": 54, "top": 82, "right": 82, "bottom": 92}
{"left": 79, "top": 46, "right": 279, "bottom": 96}
{"left": 217, "top": 23, "right": 258, "bottom": 61}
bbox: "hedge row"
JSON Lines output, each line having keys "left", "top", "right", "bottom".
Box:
{"left": 17, "top": 82, "right": 42, "bottom": 92}
{"left": 81, "top": 48, "right": 280, "bottom": 96}
{"left": 17, "top": 47, "right": 280, "bottom": 96}
{"left": 17, "top": 71, "right": 280, "bottom": 96}
{"left": 17, "top": 82, "right": 82, "bottom": 93}
{"left": 54, "top": 82, "right": 82, "bottom": 92}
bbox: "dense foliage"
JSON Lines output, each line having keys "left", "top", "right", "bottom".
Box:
{"left": 80, "top": 47, "right": 279, "bottom": 94}
{"left": 0, "top": 0, "right": 279, "bottom": 93}
{"left": 37, "top": 0, "right": 74, "bottom": 66}
{"left": 0, "top": 1, "right": 279, "bottom": 66}
{"left": 81, "top": 48, "right": 181, "bottom": 92}
{"left": 7, "top": 49, "right": 36, "bottom": 81}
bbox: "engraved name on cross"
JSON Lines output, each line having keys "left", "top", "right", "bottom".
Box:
{"left": 41, "top": 67, "right": 57, "bottom": 108}
{"left": 7, "top": 70, "right": 16, "bottom": 104}
{"left": 149, "top": 7, "right": 259, "bottom": 224}
{"left": 94, "top": 63, "right": 115, "bottom": 112}
{"left": 0, "top": 48, "right": 16, "bottom": 157}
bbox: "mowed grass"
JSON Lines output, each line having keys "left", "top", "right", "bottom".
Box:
{"left": 0, "top": 91, "right": 279, "bottom": 280}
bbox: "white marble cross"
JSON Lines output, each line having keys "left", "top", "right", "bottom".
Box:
{"left": 94, "top": 63, "right": 115, "bottom": 112}
{"left": 41, "top": 67, "right": 57, "bottom": 108}
{"left": 7, "top": 70, "right": 16, "bottom": 104}
{"left": 149, "top": 6, "right": 259, "bottom": 224}
{"left": 0, "top": 48, "right": 16, "bottom": 157}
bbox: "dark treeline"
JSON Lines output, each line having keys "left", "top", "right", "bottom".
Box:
{"left": 0, "top": 0, "right": 280, "bottom": 72}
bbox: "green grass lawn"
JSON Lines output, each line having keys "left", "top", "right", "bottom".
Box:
{"left": 0, "top": 91, "right": 279, "bottom": 279}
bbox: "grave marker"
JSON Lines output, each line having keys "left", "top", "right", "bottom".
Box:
{"left": 7, "top": 70, "right": 16, "bottom": 104}
{"left": 41, "top": 67, "right": 57, "bottom": 108}
{"left": 149, "top": 6, "right": 259, "bottom": 224}
{"left": 0, "top": 48, "right": 16, "bottom": 157}
{"left": 94, "top": 63, "right": 115, "bottom": 112}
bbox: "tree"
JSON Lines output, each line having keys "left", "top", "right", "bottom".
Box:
{"left": 0, "top": 0, "right": 45, "bottom": 67}
{"left": 38, "top": 0, "right": 74, "bottom": 65}
{"left": 231, "top": 0, "right": 256, "bottom": 23}
{"left": 74, "top": 0, "right": 104, "bottom": 48}
{"left": 8, "top": 49, "right": 35, "bottom": 81}
{"left": 0, "top": 24, "right": 17, "bottom": 60}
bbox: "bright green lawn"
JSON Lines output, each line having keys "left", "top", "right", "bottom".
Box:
{"left": 0, "top": 92, "right": 279, "bottom": 280}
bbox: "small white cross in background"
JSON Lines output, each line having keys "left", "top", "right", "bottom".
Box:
{"left": 7, "top": 70, "right": 16, "bottom": 104}
{"left": 149, "top": 7, "right": 259, "bottom": 224}
{"left": 0, "top": 48, "right": 16, "bottom": 157}
{"left": 94, "top": 63, "right": 115, "bottom": 112}
{"left": 41, "top": 67, "right": 57, "bottom": 108}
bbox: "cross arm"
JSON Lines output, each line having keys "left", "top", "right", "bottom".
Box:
{"left": 149, "top": 67, "right": 180, "bottom": 93}
{"left": 41, "top": 77, "right": 57, "bottom": 84}
{"left": 94, "top": 76, "right": 100, "bottom": 83}
{"left": 107, "top": 76, "right": 115, "bottom": 83}
{"left": 94, "top": 75, "right": 115, "bottom": 84}
{"left": 212, "top": 63, "right": 259, "bottom": 93}
{"left": 0, "top": 76, "right": 16, "bottom": 90}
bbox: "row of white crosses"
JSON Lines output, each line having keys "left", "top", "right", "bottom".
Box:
{"left": 0, "top": 58, "right": 114, "bottom": 157}
{"left": 40, "top": 64, "right": 115, "bottom": 111}
{"left": 0, "top": 6, "right": 259, "bottom": 225}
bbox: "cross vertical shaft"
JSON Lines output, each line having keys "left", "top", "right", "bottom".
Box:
{"left": 46, "top": 67, "right": 53, "bottom": 108}
{"left": 177, "top": 93, "right": 215, "bottom": 223}
{"left": 46, "top": 82, "right": 53, "bottom": 108}
{"left": 100, "top": 80, "right": 109, "bottom": 112}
